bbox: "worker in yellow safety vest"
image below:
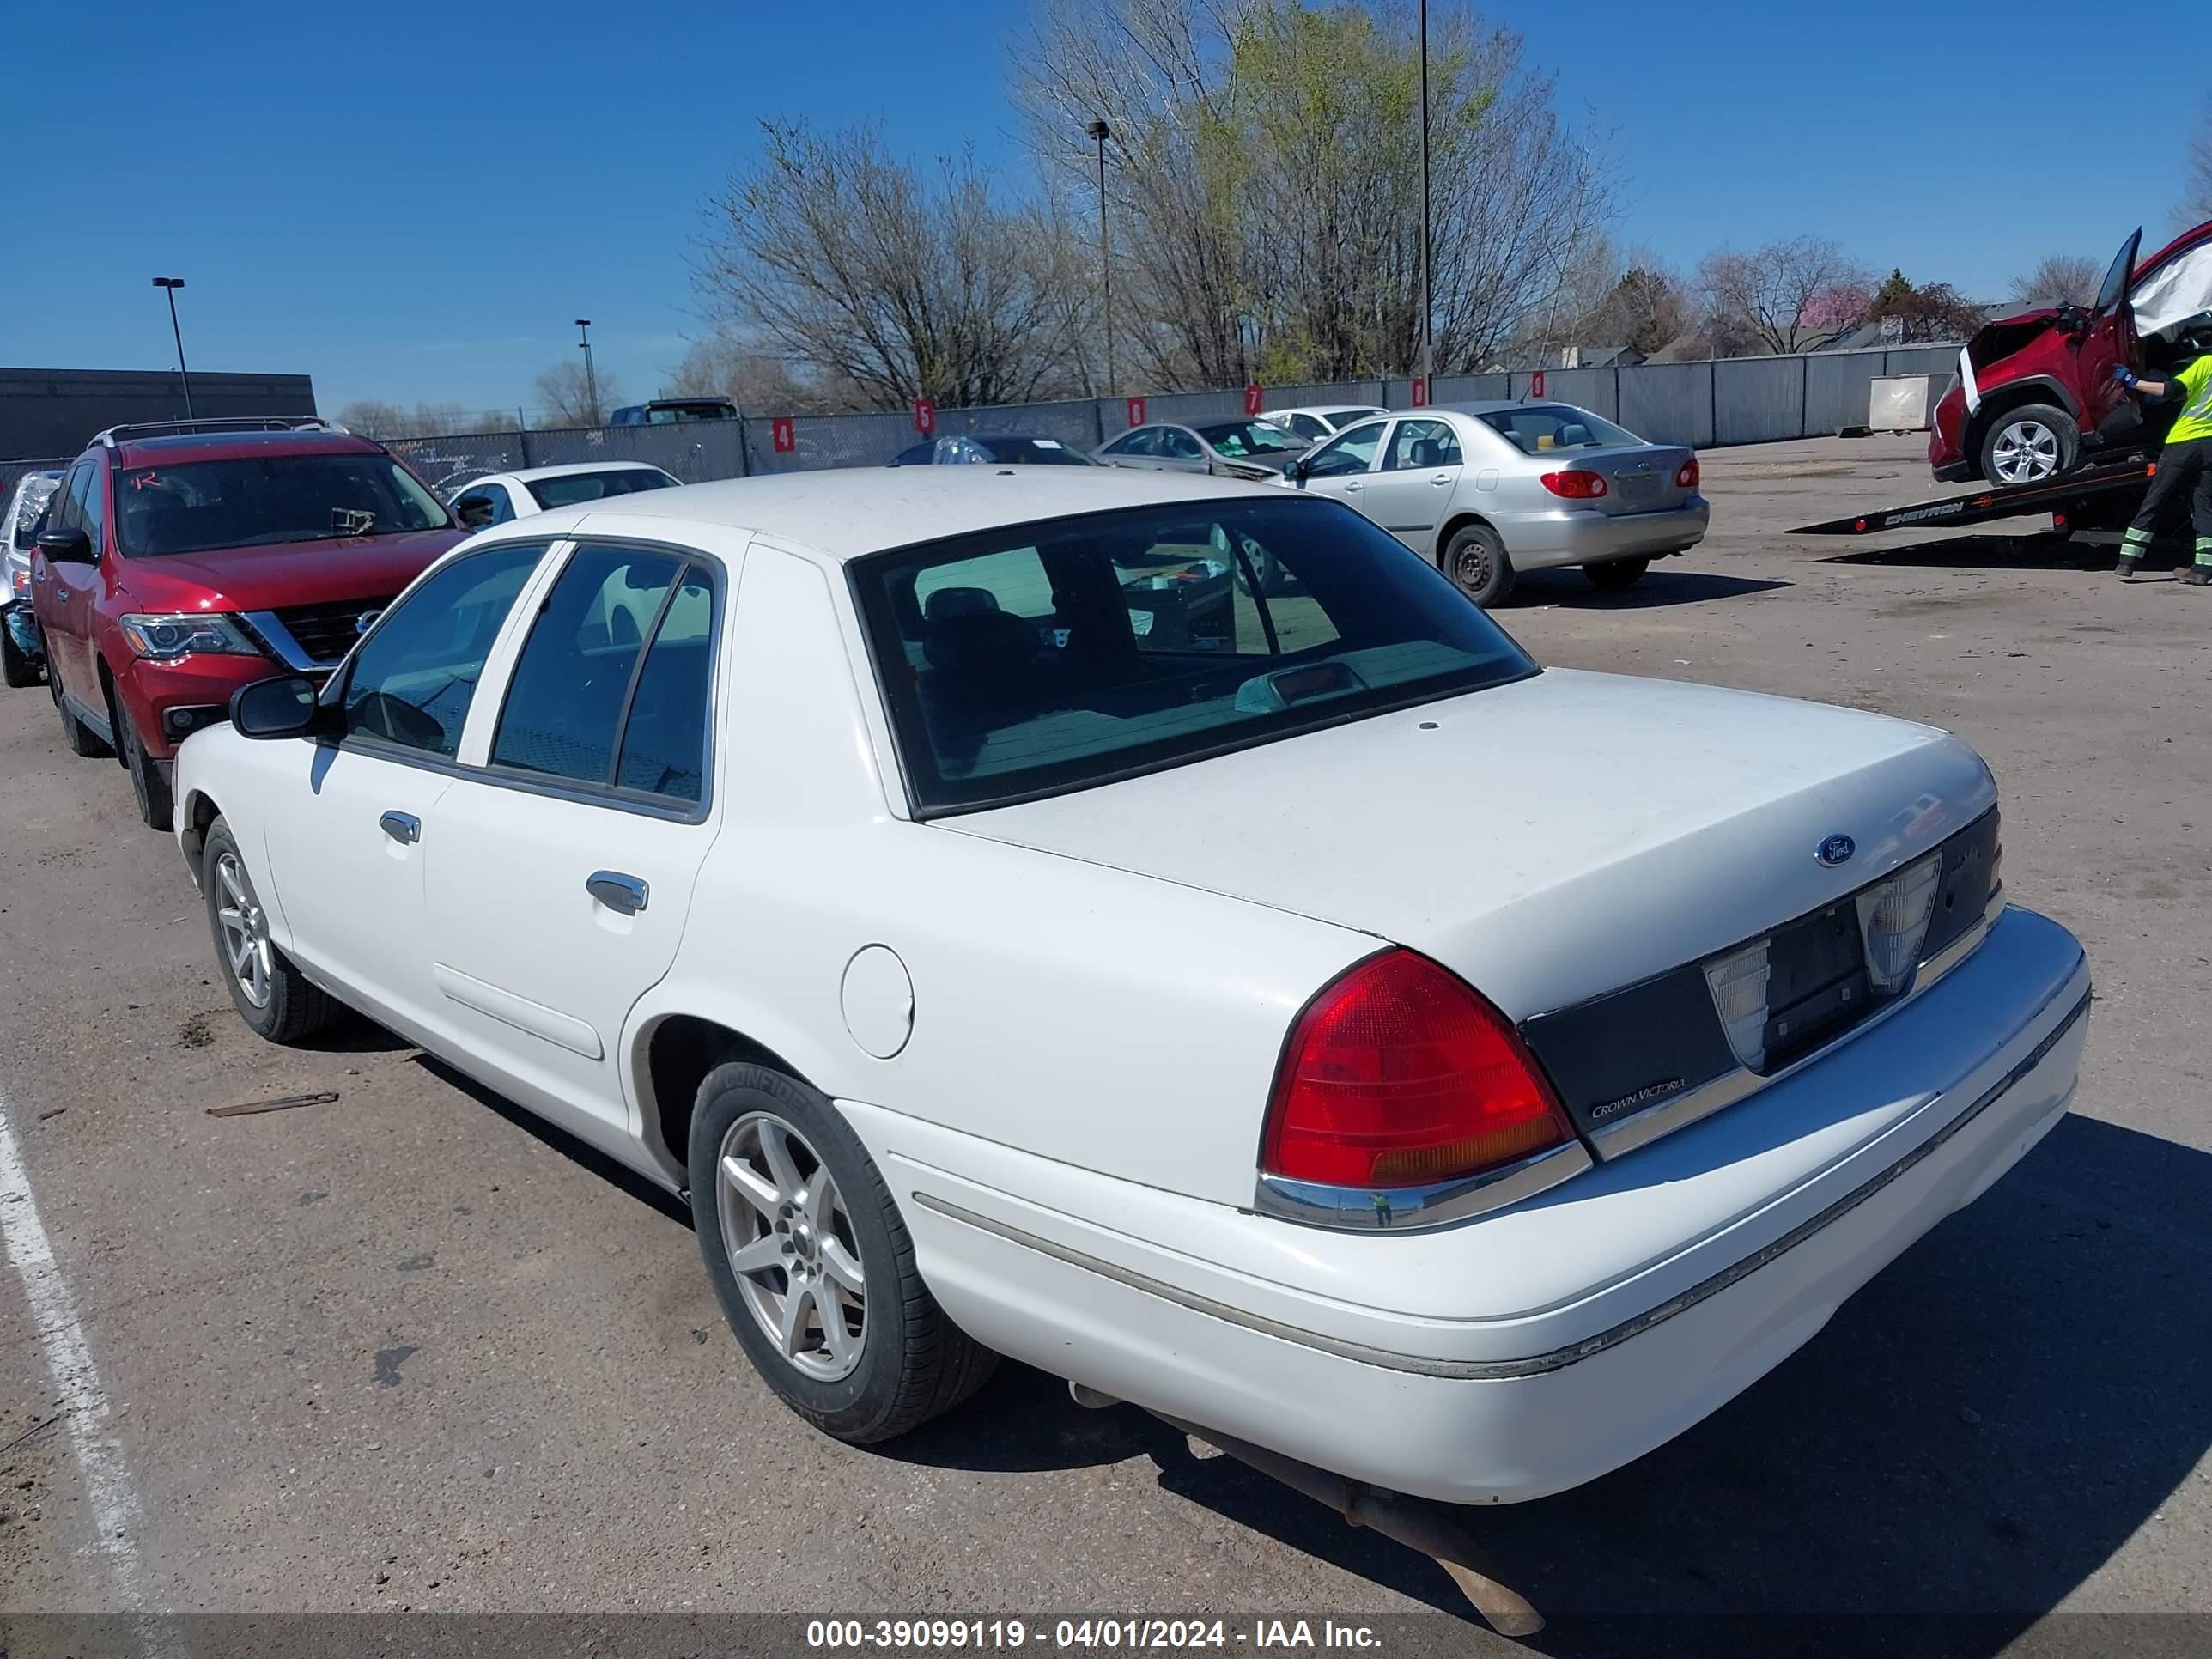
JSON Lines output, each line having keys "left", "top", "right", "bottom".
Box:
{"left": 2112, "top": 313, "right": 2212, "bottom": 585}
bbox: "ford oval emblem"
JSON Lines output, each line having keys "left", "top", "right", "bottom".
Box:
{"left": 1817, "top": 834, "right": 1856, "bottom": 868}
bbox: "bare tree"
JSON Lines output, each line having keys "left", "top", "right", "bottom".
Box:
{"left": 1695, "top": 237, "right": 1872, "bottom": 355}
{"left": 1012, "top": 0, "right": 1611, "bottom": 385}
{"left": 534, "top": 362, "right": 624, "bottom": 427}
{"left": 2011, "top": 254, "right": 2100, "bottom": 308}
{"left": 337, "top": 399, "right": 408, "bottom": 438}
{"left": 2186, "top": 100, "right": 2212, "bottom": 225}
{"left": 660, "top": 336, "right": 861, "bottom": 415}
{"left": 696, "top": 122, "right": 1086, "bottom": 410}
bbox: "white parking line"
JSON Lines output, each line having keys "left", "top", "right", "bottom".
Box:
{"left": 0, "top": 1091, "right": 151, "bottom": 1611}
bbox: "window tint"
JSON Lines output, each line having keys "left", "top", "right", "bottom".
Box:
{"left": 855, "top": 499, "right": 1534, "bottom": 814}
{"left": 471, "top": 483, "right": 516, "bottom": 525}
{"left": 1106, "top": 428, "right": 1155, "bottom": 457}
{"left": 79, "top": 463, "right": 108, "bottom": 551}
{"left": 343, "top": 545, "right": 542, "bottom": 756}
{"left": 615, "top": 566, "right": 714, "bottom": 802}
{"left": 112, "top": 453, "right": 448, "bottom": 556}
{"left": 1384, "top": 420, "right": 1464, "bottom": 471}
{"left": 48, "top": 465, "right": 88, "bottom": 538}
{"left": 523, "top": 468, "right": 679, "bottom": 510}
{"left": 1474, "top": 405, "right": 1640, "bottom": 454}
{"left": 1284, "top": 414, "right": 1325, "bottom": 441}
{"left": 1161, "top": 428, "right": 1204, "bottom": 460}
{"left": 890, "top": 440, "right": 938, "bottom": 467}
{"left": 1304, "top": 423, "right": 1383, "bottom": 477}
{"left": 490, "top": 544, "right": 714, "bottom": 804}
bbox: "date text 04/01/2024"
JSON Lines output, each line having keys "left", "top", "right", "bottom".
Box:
{"left": 804, "top": 1620, "right": 1382, "bottom": 1650}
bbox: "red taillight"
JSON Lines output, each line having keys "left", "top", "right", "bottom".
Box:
{"left": 1540, "top": 469, "right": 1607, "bottom": 499}
{"left": 1261, "top": 951, "right": 1572, "bottom": 1189}
{"left": 1675, "top": 458, "right": 1699, "bottom": 489}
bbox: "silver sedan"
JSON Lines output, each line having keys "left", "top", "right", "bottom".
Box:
{"left": 1095, "top": 418, "right": 1308, "bottom": 480}
{"left": 1286, "top": 402, "right": 1709, "bottom": 605}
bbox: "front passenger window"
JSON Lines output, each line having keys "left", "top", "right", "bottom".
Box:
{"left": 343, "top": 545, "right": 543, "bottom": 756}
{"left": 1304, "top": 423, "right": 1384, "bottom": 477}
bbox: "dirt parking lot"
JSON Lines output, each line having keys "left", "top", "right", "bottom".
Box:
{"left": 3, "top": 434, "right": 2208, "bottom": 1654}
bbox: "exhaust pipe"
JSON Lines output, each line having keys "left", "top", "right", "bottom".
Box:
{"left": 1069, "top": 1385, "right": 1542, "bottom": 1638}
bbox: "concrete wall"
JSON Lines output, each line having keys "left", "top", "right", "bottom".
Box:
{"left": 0, "top": 368, "right": 318, "bottom": 460}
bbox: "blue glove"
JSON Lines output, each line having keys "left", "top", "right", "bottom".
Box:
{"left": 2111, "top": 364, "right": 2140, "bottom": 387}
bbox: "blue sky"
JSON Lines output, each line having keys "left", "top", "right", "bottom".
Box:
{"left": 5, "top": 0, "right": 2204, "bottom": 417}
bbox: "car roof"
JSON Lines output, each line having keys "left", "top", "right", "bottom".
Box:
{"left": 499, "top": 465, "right": 1296, "bottom": 563}
{"left": 499, "top": 460, "right": 672, "bottom": 483}
{"left": 1273, "top": 404, "right": 1386, "bottom": 417}
{"left": 107, "top": 428, "right": 386, "bottom": 467}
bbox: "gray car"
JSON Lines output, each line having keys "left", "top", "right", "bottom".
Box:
{"left": 1286, "top": 402, "right": 1709, "bottom": 605}
{"left": 1095, "top": 418, "right": 1308, "bottom": 479}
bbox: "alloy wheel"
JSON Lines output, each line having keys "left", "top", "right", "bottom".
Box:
{"left": 1990, "top": 420, "right": 2059, "bottom": 483}
{"left": 715, "top": 1112, "right": 867, "bottom": 1382}
{"left": 213, "top": 851, "right": 274, "bottom": 1009}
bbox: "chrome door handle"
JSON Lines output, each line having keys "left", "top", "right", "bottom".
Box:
{"left": 379, "top": 811, "right": 421, "bottom": 844}
{"left": 586, "top": 871, "right": 648, "bottom": 915}
{"left": 1431, "top": 473, "right": 1453, "bottom": 484}
{"left": 1343, "top": 481, "right": 1363, "bottom": 492}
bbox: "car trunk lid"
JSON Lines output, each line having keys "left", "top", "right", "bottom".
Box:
{"left": 1568, "top": 444, "right": 1694, "bottom": 514}
{"left": 939, "top": 667, "right": 1996, "bottom": 1024}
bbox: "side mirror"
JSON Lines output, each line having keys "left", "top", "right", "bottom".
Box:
{"left": 454, "top": 494, "right": 495, "bottom": 528}
{"left": 230, "top": 675, "right": 331, "bottom": 740}
{"left": 1292, "top": 456, "right": 1313, "bottom": 481}
{"left": 37, "top": 526, "right": 92, "bottom": 562}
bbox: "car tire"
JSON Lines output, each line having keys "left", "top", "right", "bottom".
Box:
{"left": 117, "top": 702, "right": 175, "bottom": 832}
{"left": 1978, "top": 404, "right": 2077, "bottom": 485}
{"left": 203, "top": 816, "right": 333, "bottom": 1044}
{"left": 1, "top": 621, "right": 39, "bottom": 689}
{"left": 49, "top": 672, "right": 112, "bottom": 758}
{"left": 1234, "top": 545, "right": 1287, "bottom": 597}
{"left": 1583, "top": 556, "right": 1650, "bottom": 592}
{"left": 690, "top": 1061, "right": 997, "bottom": 1444}
{"left": 1441, "top": 523, "right": 1516, "bottom": 607}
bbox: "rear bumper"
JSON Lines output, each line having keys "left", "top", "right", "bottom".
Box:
{"left": 857, "top": 907, "right": 2088, "bottom": 1504}
{"left": 1504, "top": 498, "right": 1709, "bottom": 567}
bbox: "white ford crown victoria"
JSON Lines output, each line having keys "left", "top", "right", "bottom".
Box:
{"left": 172, "top": 467, "right": 2088, "bottom": 1512}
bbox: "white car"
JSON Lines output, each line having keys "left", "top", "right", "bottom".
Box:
{"left": 1267, "top": 404, "right": 1390, "bottom": 445}
{"left": 450, "top": 461, "right": 680, "bottom": 526}
{"left": 172, "top": 468, "right": 2087, "bottom": 1519}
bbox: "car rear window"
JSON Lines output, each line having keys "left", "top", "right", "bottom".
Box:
{"left": 851, "top": 498, "right": 1536, "bottom": 815}
{"left": 524, "top": 469, "right": 679, "bottom": 509}
{"left": 1474, "top": 405, "right": 1641, "bottom": 453}
{"left": 979, "top": 437, "right": 1094, "bottom": 465}
{"left": 112, "top": 453, "right": 448, "bottom": 556}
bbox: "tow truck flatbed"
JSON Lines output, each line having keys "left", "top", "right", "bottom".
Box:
{"left": 1790, "top": 455, "right": 2157, "bottom": 537}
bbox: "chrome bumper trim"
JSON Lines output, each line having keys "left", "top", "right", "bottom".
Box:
{"left": 1252, "top": 1139, "right": 1594, "bottom": 1232}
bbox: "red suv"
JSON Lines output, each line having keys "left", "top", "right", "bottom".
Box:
{"left": 1930, "top": 220, "right": 2212, "bottom": 484}
{"left": 30, "top": 420, "right": 466, "bottom": 830}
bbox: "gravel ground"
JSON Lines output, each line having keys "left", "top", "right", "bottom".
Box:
{"left": 1, "top": 434, "right": 2207, "bottom": 1656}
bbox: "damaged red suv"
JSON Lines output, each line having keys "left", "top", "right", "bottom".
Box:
{"left": 1930, "top": 220, "right": 2212, "bottom": 483}
{"left": 30, "top": 421, "right": 466, "bottom": 830}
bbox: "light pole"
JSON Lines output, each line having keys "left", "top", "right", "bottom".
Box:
{"left": 152, "top": 277, "right": 195, "bottom": 421}
{"left": 1085, "top": 118, "right": 1115, "bottom": 398}
{"left": 575, "top": 319, "right": 599, "bottom": 424}
{"left": 1417, "top": 0, "right": 1433, "bottom": 392}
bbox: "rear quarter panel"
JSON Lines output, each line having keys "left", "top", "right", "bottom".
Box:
{"left": 630, "top": 542, "right": 1374, "bottom": 1208}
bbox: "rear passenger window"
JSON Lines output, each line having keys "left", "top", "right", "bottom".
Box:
{"left": 490, "top": 544, "right": 716, "bottom": 805}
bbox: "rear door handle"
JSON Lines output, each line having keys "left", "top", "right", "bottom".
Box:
{"left": 586, "top": 871, "right": 648, "bottom": 915}
{"left": 379, "top": 811, "right": 421, "bottom": 844}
